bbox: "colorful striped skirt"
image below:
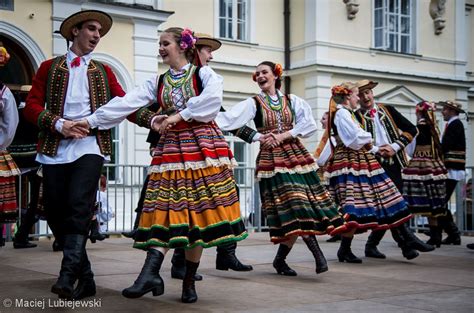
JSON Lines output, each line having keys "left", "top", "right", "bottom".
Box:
{"left": 257, "top": 138, "right": 348, "bottom": 243}
{"left": 324, "top": 144, "right": 412, "bottom": 231}
{"left": 134, "top": 121, "right": 247, "bottom": 249}
{"left": 402, "top": 146, "right": 448, "bottom": 217}
{"left": 0, "top": 151, "right": 20, "bottom": 222}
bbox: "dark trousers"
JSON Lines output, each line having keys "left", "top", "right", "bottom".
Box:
{"left": 15, "top": 168, "right": 42, "bottom": 241}
{"left": 42, "top": 155, "right": 103, "bottom": 236}
{"left": 438, "top": 179, "right": 460, "bottom": 232}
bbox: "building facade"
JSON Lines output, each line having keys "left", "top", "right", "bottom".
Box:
{"left": 1, "top": 0, "right": 473, "bottom": 174}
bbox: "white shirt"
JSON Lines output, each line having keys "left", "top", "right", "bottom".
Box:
{"left": 362, "top": 104, "right": 401, "bottom": 154}
{"left": 316, "top": 137, "right": 336, "bottom": 167}
{"left": 36, "top": 51, "right": 107, "bottom": 164}
{"left": 215, "top": 90, "right": 317, "bottom": 140}
{"left": 87, "top": 63, "right": 223, "bottom": 130}
{"left": 0, "top": 85, "right": 19, "bottom": 150}
{"left": 334, "top": 105, "right": 375, "bottom": 151}
{"left": 443, "top": 115, "right": 466, "bottom": 181}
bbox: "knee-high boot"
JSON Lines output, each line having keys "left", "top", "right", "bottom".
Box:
{"left": 181, "top": 260, "right": 200, "bottom": 303}
{"left": 121, "top": 210, "right": 141, "bottom": 239}
{"left": 122, "top": 249, "right": 165, "bottom": 298}
{"left": 398, "top": 223, "right": 435, "bottom": 252}
{"left": 337, "top": 236, "right": 362, "bottom": 263}
{"left": 303, "top": 235, "right": 328, "bottom": 274}
{"left": 390, "top": 227, "right": 419, "bottom": 260}
{"left": 171, "top": 248, "right": 203, "bottom": 281}
{"left": 89, "top": 219, "right": 106, "bottom": 243}
{"left": 365, "top": 230, "right": 386, "bottom": 259}
{"left": 272, "top": 244, "right": 297, "bottom": 276}
{"left": 71, "top": 250, "right": 96, "bottom": 300}
{"left": 426, "top": 225, "right": 442, "bottom": 248}
{"left": 51, "top": 234, "right": 87, "bottom": 298}
{"left": 216, "top": 242, "right": 253, "bottom": 271}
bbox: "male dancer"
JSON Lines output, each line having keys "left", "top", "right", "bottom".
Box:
{"left": 355, "top": 80, "right": 434, "bottom": 260}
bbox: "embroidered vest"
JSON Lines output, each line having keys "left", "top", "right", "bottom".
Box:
{"left": 356, "top": 104, "right": 409, "bottom": 168}
{"left": 157, "top": 65, "right": 202, "bottom": 114}
{"left": 39, "top": 56, "right": 113, "bottom": 156}
{"left": 253, "top": 94, "right": 294, "bottom": 134}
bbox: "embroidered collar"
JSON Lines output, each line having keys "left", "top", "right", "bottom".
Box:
{"left": 169, "top": 63, "right": 191, "bottom": 76}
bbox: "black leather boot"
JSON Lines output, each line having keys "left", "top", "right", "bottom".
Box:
{"left": 51, "top": 234, "right": 87, "bottom": 299}
{"left": 89, "top": 219, "right": 106, "bottom": 243}
{"left": 13, "top": 215, "right": 37, "bottom": 249}
{"left": 171, "top": 248, "right": 203, "bottom": 281}
{"left": 303, "top": 236, "right": 328, "bottom": 274}
{"left": 216, "top": 242, "right": 253, "bottom": 271}
{"left": 326, "top": 234, "right": 341, "bottom": 242}
{"left": 72, "top": 250, "right": 96, "bottom": 300}
{"left": 122, "top": 210, "right": 141, "bottom": 239}
{"left": 365, "top": 230, "right": 387, "bottom": 259}
{"left": 122, "top": 249, "right": 165, "bottom": 298}
{"left": 181, "top": 260, "right": 199, "bottom": 303}
{"left": 398, "top": 223, "right": 435, "bottom": 252}
{"left": 426, "top": 226, "right": 442, "bottom": 248}
{"left": 391, "top": 227, "right": 419, "bottom": 260}
{"left": 439, "top": 211, "right": 461, "bottom": 245}
{"left": 273, "top": 244, "right": 297, "bottom": 276}
{"left": 337, "top": 236, "right": 362, "bottom": 263}
{"left": 52, "top": 237, "right": 64, "bottom": 252}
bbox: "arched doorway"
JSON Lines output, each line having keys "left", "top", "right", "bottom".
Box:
{"left": 0, "top": 35, "right": 34, "bottom": 92}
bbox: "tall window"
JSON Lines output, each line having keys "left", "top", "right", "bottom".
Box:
{"left": 0, "top": 0, "right": 13, "bottom": 10}
{"left": 374, "top": 0, "right": 415, "bottom": 54}
{"left": 219, "top": 0, "right": 249, "bottom": 41}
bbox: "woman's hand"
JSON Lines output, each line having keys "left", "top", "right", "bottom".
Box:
{"left": 259, "top": 133, "right": 277, "bottom": 149}
{"left": 158, "top": 113, "right": 183, "bottom": 134}
{"left": 151, "top": 115, "right": 167, "bottom": 132}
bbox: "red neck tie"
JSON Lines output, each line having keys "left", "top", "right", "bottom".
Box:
{"left": 71, "top": 56, "right": 81, "bottom": 68}
{"left": 369, "top": 108, "right": 377, "bottom": 118}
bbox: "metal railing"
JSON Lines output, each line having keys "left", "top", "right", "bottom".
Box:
{"left": 4, "top": 165, "right": 474, "bottom": 241}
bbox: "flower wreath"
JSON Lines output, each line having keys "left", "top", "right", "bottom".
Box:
{"left": 416, "top": 101, "right": 436, "bottom": 113}
{"left": 252, "top": 63, "right": 283, "bottom": 82}
{"left": 180, "top": 28, "right": 196, "bottom": 50}
{"left": 331, "top": 85, "right": 352, "bottom": 97}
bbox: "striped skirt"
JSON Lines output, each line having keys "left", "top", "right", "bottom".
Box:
{"left": 402, "top": 146, "right": 448, "bottom": 217}
{"left": 133, "top": 121, "right": 247, "bottom": 250}
{"left": 0, "top": 151, "right": 20, "bottom": 222}
{"left": 257, "top": 138, "right": 348, "bottom": 243}
{"left": 324, "top": 144, "right": 412, "bottom": 231}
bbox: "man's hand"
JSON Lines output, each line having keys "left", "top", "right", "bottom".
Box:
{"left": 151, "top": 115, "right": 167, "bottom": 132}
{"left": 259, "top": 133, "right": 277, "bottom": 149}
{"left": 61, "top": 120, "right": 89, "bottom": 139}
{"left": 158, "top": 114, "right": 182, "bottom": 134}
{"left": 379, "top": 144, "right": 396, "bottom": 157}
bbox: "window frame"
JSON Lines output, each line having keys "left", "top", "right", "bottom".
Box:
{"left": 217, "top": 0, "right": 250, "bottom": 42}
{"left": 373, "top": 0, "right": 416, "bottom": 54}
{"left": 0, "top": 0, "right": 13, "bottom": 11}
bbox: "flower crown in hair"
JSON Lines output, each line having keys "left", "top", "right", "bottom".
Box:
{"left": 252, "top": 63, "right": 283, "bottom": 82}
{"left": 416, "top": 101, "right": 436, "bottom": 113}
{"left": 331, "top": 85, "right": 352, "bottom": 97}
{"left": 180, "top": 28, "right": 196, "bottom": 50}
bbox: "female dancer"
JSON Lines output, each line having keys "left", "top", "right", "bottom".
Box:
{"left": 402, "top": 101, "right": 448, "bottom": 247}
{"left": 82, "top": 27, "right": 247, "bottom": 303}
{"left": 324, "top": 83, "right": 413, "bottom": 262}
{"left": 216, "top": 61, "right": 347, "bottom": 276}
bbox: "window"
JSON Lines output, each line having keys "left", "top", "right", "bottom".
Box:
{"left": 219, "top": 0, "right": 249, "bottom": 41}
{"left": 374, "top": 0, "right": 415, "bottom": 54}
{"left": 0, "top": 0, "right": 13, "bottom": 10}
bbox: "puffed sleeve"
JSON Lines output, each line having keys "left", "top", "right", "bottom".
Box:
{"left": 335, "top": 108, "right": 373, "bottom": 150}
{"left": 87, "top": 76, "right": 158, "bottom": 130}
{"left": 179, "top": 66, "right": 223, "bottom": 122}
{"left": 288, "top": 94, "right": 317, "bottom": 138}
{"left": 215, "top": 97, "right": 256, "bottom": 131}
{"left": 0, "top": 87, "right": 19, "bottom": 149}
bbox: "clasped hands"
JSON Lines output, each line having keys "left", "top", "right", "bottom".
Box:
{"left": 259, "top": 132, "right": 292, "bottom": 149}
{"left": 377, "top": 144, "right": 396, "bottom": 158}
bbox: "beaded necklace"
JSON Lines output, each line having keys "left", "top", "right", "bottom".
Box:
{"left": 265, "top": 93, "right": 282, "bottom": 111}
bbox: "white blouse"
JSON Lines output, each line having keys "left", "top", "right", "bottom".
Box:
{"left": 215, "top": 90, "right": 317, "bottom": 140}
{"left": 87, "top": 64, "right": 223, "bottom": 130}
{"left": 334, "top": 105, "right": 374, "bottom": 151}
{"left": 0, "top": 85, "right": 19, "bottom": 150}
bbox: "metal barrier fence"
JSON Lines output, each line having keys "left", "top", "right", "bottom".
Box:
{"left": 4, "top": 165, "right": 473, "bottom": 241}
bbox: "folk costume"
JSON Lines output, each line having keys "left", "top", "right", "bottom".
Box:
{"left": 324, "top": 102, "right": 412, "bottom": 231}
{"left": 437, "top": 101, "right": 466, "bottom": 246}
{"left": 217, "top": 90, "right": 347, "bottom": 241}
{"left": 0, "top": 82, "right": 20, "bottom": 223}
{"left": 87, "top": 63, "right": 247, "bottom": 249}
{"left": 23, "top": 10, "right": 136, "bottom": 299}
{"left": 402, "top": 103, "right": 448, "bottom": 217}
{"left": 355, "top": 80, "right": 434, "bottom": 259}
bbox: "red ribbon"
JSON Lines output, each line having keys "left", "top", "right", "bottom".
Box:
{"left": 71, "top": 56, "right": 81, "bottom": 68}
{"left": 369, "top": 108, "right": 377, "bottom": 118}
